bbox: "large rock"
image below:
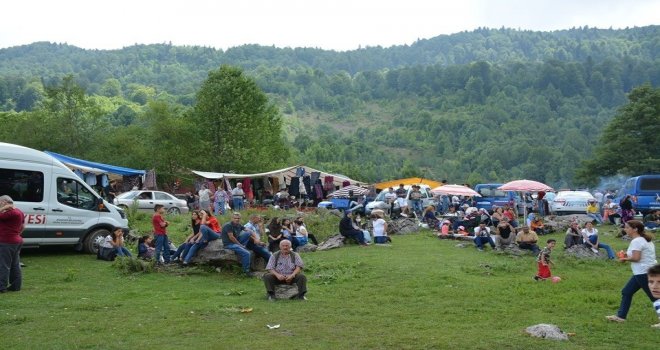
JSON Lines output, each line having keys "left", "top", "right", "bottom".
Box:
{"left": 317, "top": 234, "right": 345, "bottom": 251}
{"left": 544, "top": 214, "right": 594, "bottom": 232}
{"left": 387, "top": 218, "right": 420, "bottom": 235}
{"left": 274, "top": 284, "right": 300, "bottom": 299}
{"left": 296, "top": 243, "right": 318, "bottom": 253}
{"left": 191, "top": 240, "right": 267, "bottom": 270}
{"left": 564, "top": 244, "right": 608, "bottom": 259}
{"left": 525, "top": 324, "right": 569, "bottom": 341}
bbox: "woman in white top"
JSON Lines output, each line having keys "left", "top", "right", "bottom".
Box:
{"left": 294, "top": 217, "right": 318, "bottom": 245}
{"left": 581, "top": 222, "right": 615, "bottom": 259}
{"left": 606, "top": 220, "right": 657, "bottom": 323}
{"left": 371, "top": 211, "right": 389, "bottom": 244}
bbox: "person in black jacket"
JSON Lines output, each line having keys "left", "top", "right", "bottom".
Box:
{"left": 339, "top": 212, "right": 368, "bottom": 246}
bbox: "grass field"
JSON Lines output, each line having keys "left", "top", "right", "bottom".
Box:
{"left": 1, "top": 210, "right": 658, "bottom": 350}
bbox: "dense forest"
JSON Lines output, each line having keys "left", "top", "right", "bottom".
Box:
{"left": 0, "top": 26, "right": 658, "bottom": 188}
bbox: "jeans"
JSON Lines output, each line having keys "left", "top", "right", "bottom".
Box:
{"left": 587, "top": 213, "right": 604, "bottom": 224}
{"left": 518, "top": 242, "right": 540, "bottom": 255}
{"left": 173, "top": 242, "right": 192, "bottom": 260}
{"left": 0, "top": 243, "right": 22, "bottom": 292}
{"left": 586, "top": 235, "right": 615, "bottom": 259}
{"left": 214, "top": 201, "right": 225, "bottom": 216}
{"left": 238, "top": 232, "right": 271, "bottom": 262}
{"left": 116, "top": 246, "right": 132, "bottom": 257}
{"left": 154, "top": 234, "right": 171, "bottom": 263}
{"left": 183, "top": 226, "right": 221, "bottom": 263}
{"left": 474, "top": 236, "right": 495, "bottom": 249}
{"left": 616, "top": 274, "right": 657, "bottom": 319}
{"left": 411, "top": 200, "right": 423, "bottom": 215}
{"left": 233, "top": 198, "right": 244, "bottom": 211}
{"left": 374, "top": 236, "right": 388, "bottom": 244}
{"left": 224, "top": 243, "right": 252, "bottom": 273}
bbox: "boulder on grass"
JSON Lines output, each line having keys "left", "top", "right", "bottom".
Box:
{"left": 191, "top": 240, "right": 267, "bottom": 270}
{"left": 274, "top": 284, "right": 300, "bottom": 300}
{"left": 317, "top": 234, "right": 345, "bottom": 251}
{"left": 564, "top": 244, "right": 608, "bottom": 259}
{"left": 525, "top": 324, "right": 569, "bottom": 341}
{"left": 544, "top": 214, "right": 594, "bottom": 232}
{"left": 387, "top": 218, "right": 420, "bottom": 235}
{"left": 296, "top": 243, "right": 317, "bottom": 253}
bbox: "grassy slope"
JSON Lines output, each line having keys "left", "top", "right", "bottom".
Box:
{"left": 0, "top": 215, "right": 658, "bottom": 349}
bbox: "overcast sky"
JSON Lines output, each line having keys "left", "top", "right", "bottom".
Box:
{"left": 1, "top": 0, "right": 658, "bottom": 51}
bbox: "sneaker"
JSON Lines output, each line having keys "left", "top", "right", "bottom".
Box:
{"left": 267, "top": 294, "right": 276, "bottom": 302}
{"left": 606, "top": 315, "right": 625, "bottom": 323}
{"left": 651, "top": 322, "right": 660, "bottom": 329}
{"left": 533, "top": 276, "right": 541, "bottom": 281}
{"left": 297, "top": 293, "right": 307, "bottom": 300}
{"left": 477, "top": 248, "right": 484, "bottom": 251}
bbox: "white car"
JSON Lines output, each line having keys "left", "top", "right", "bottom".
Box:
{"left": 365, "top": 185, "right": 435, "bottom": 214}
{"left": 114, "top": 190, "right": 189, "bottom": 215}
{"left": 550, "top": 191, "right": 596, "bottom": 215}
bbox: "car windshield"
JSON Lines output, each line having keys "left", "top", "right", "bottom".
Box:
{"left": 117, "top": 191, "right": 140, "bottom": 199}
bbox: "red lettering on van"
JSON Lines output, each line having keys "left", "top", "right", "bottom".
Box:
{"left": 24, "top": 214, "right": 47, "bottom": 225}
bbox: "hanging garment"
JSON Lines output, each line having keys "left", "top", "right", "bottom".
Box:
{"left": 73, "top": 169, "right": 84, "bottom": 181}
{"left": 342, "top": 181, "right": 350, "bottom": 187}
{"left": 224, "top": 178, "right": 233, "bottom": 192}
{"left": 296, "top": 167, "right": 305, "bottom": 177}
{"left": 208, "top": 180, "right": 216, "bottom": 193}
{"left": 303, "top": 176, "right": 312, "bottom": 197}
{"left": 100, "top": 174, "right": 109, "bottom": 187}
{"left": 310, "top": 172, "right": 320, "bottom": 186}
{"left": 243, "top": 178, "right": 254, "bottom": 201}
{"left": 85, "top": 172, "right": 97, "bottom": 186}
{"left": 277, "top": 173, "right": 286, "bottom": 189}
{"left": 263, "top": 177, "right": 273, "bottom": 192}
{"left": 323, "top": 176, "right": 334, "bottom": 191}
{"left": 314, "top": 183, "right": 323, "bottom": 200}
{"left": 289, "top": 177, "right": 300, "bottom": 196}
{"left": 144, "top": 170, "right": 157, "bottom": 189}
{"left": 271, "top": 177, "right": 280, "bottom": 193}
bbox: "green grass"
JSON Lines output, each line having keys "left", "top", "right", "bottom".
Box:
{"left": 1, "top": 217, "right": 658, "bottom": 349}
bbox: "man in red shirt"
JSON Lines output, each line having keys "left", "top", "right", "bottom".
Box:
{"left": 0, "top": 195, "right": 25, "bottom": 292}
{"left": 152, "top": 204, "right": 171, "bottom": 264}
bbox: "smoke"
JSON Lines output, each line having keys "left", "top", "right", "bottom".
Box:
{"left": 594, "top": 174, "right": 629, "bottom": 193}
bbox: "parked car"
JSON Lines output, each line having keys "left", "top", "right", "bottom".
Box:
{"left": 614, "top": 175, "right": 660, "bottom": 215}
{"left": 474, "top": 184, "right": 517, "bottom": 213}
{"left": 365, "top": 185, "right": 435, "bottom": 215}
{"left": 114, "top": 190, "right": 189, "bottom": 215}
{"left": 550, "top": 191, "right": 595, "bottom": 215}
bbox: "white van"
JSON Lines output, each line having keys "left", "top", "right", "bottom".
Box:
{"left": 0, "top": 142, "right": 129, "bottom": 253}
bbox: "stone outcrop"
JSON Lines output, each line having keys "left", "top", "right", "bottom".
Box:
{"left": 190, "top": 240, "right": 267, "bottom": 270}
{"left": 317, "top": 234, "right": 346, "bottom": 251}
{"left": 525, "top": 324, "right": 569, "bottom": 341}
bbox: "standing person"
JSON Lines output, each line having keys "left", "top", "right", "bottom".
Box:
{"left": 581, "top": 222, "right": 615, "bottom": 259}
{"left": 198, "top": 185, "right": 211, "bottom": 212}
{"left": 395, "top": 184, "right": 408, "bottom": 215}
{"left": 606, "top": 220, "right": 657, "bottom": 323}
{"left": 409, "top": 185, "right": 423, "bottom": 217}
{"left": 371, "top": 211, "right": 389, "bottom": 244}
{"left": 536, "top": 191, "right": 546, "bottom": 217}
{"left": 232, "top": 183, "right": 245, "bottom": 211}
{"left": 384, "top": 187, "right": 397, "bottom": 217}
{"left": 534, "top": 239, "right": 556, "bottom": 281}
{"left": 152, "top": 204, "right": 171, "bottom": 264}
{"left": 0, "top": 195, "right": 24, "bottom": 293}
{"left": 220, "top": 212, "right": 254, "bottom": 277}
{"left": 263, "top": 240, "right": 307, "bottom": 301}
{"left": 213, "top": 186, "right": 228, "bottom": 216}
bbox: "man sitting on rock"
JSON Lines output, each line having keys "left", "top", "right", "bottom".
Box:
{"left": 240, "top": 214, "right": 272, "bottom": 264}
{"left": 221, "top": 212, "right": 255, "bottom": 277}
{"left": 516, "top": 226, "right": 540, "bottom": 255}
{"left": 263, "top": 240, "right": 307, "bottom": 301}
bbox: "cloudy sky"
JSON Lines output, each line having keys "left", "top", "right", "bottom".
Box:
{"left": 1, "top": 0, "right": 658, "bottom": 51}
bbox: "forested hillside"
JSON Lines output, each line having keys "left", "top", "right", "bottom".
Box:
{"left": 0, "top": 26, "right": 658, "bottom": 187}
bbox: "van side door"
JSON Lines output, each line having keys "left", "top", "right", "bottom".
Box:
{"left": 0, "top": 167, "right": 48, "bottom": 244}
{"left": 47, "top": 177, "right": 100, "bottom": 245}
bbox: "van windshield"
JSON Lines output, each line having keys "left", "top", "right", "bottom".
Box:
{"left": 478, "top": 188, "right": 507, "bottom": 198}
{"left": 639, "top": 177, "right": 660, "bottom": 192}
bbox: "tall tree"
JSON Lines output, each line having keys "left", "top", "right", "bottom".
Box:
{"left": 192, "top": 65, "right": 289, "bottom": 172}
{"left": 576, "top": 84, "right": 660, "bottom": 185}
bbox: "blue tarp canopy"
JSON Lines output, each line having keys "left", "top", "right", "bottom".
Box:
{"left": 44, "top": 151, "right": 145, "bottom": 176}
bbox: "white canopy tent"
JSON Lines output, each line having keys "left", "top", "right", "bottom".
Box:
{"left": 192, "top": 165, "right": 364, "bottom": 188}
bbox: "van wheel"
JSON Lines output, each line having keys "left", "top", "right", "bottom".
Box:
{"left": 167, "top": 207, "right": 181, "bottom": 215}
{"left": 84, "top": 228, "right": 110, "bottom": 254}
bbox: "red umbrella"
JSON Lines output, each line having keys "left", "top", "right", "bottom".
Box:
{"left": 497, "top": 180, "right": 554, "bottom": 192}
{"left": 431, "top": 184, "right": 481, "bottom": 197}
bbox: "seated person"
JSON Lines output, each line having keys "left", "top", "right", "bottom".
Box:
{"left": 491, "top": 207, "right": 504, "bottom": 227}
{"left": 97, "top": 234, "right": 117, "bottom": 261}
{"left": 339, "top": 212, "right": 368, "bottom": 246}
{"left": 602, "top": 200, "right": 620, "bottom": 225}
{"left": 456, "top": 225, "right": 469, "bottom": 236}
{"left": 643, "top": 209, "right": 660, "bottom": 229}
{"left": 516, "top": 226, "right": 540, "bottom": 255}
{"left": 473, "top": 222, "right": 495, "bottom": 251}
{"left": 530, "top": 216, "right": 550, "bottom": 235}
{"left": 172, "top": 211, "right": 201, "bottom": 261}
{"left": 503, "top": 206, "right": 519, "bottom": 227}
{"left": 581, "top": 222, "right": 615, "bottom": 259}
{"left": 110, "top": 227, "right": 131, "bottom": 257}
{"left": 478, "top": 208, "right": 493, "bottom": 226}
{"left": 564, "top": 221, "right": 583, "bottom": 249}
{"left": 267, "top": 217, "right": 284, "bottom": 252}
{"left": 262, "top": 240, "right": 307, "bottom": 301}
{"left": 586, "top": 200, "right": 604, "bottom": 224}
{"left": 452, "top": 209, "right": 480, "bottom": 232}
{"left": 422, "top": 205, "right": 440, "bottom": 230}
{"left": 137, "top": 235, "right": 155, "bottom": 260}
{"left": 438, "top": 220, "right": 451, "bottom": 237}
{"left": 494, "top": 216, "right": 516, "bottom": 249}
